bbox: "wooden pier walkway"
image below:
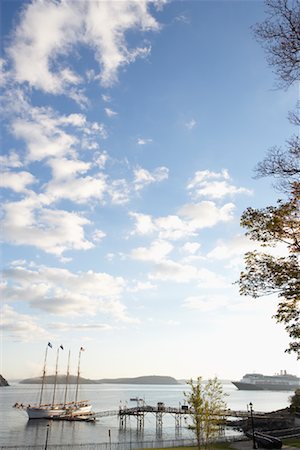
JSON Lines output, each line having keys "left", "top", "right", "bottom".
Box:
{"left": 95, "top": 405, "right": 274, "bottom": 419}
{"left": 94, "top": 403, "right": 282, "bottom": 434}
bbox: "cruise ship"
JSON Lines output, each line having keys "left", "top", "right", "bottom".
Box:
{"left": 232, "top": 371, "right": 300, "bottom": 391}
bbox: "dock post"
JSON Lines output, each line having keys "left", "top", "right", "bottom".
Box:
{"left": 156, "top": 411, "right": 163, "bottom": 436}
{"left": 136, "top": 410, "right": 144, "bottom": 431}
{"left": 175, "top": 413, "right": 182, "bottom": 437}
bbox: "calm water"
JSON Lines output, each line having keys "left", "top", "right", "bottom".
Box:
{"left": 0, "top": 382, "right": 293, "bottom": 447}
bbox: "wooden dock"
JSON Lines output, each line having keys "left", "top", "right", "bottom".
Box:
{"left": 93, "top": 403, "right": 277, "bottom": 434}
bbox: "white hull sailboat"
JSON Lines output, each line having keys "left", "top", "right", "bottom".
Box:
{"left": 26, "top": 402, "right": 92, "bottom": 419}
{"left": 15, "top": 344, "right": 93, "bottom": 420}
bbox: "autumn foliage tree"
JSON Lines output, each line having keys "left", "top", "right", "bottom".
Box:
{"left": 238, "top": 0, "right": 300, "bottom": 358}
{"left": 239, "top": 189, "right": 300, "bottom": 357}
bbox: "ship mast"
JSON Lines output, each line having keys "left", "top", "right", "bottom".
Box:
{"left": 64, "top": 350, "right": 71, "bottom": 406}
{"left": 52, "top": 345, "right": 63, "bottom": 406}
{"left": 39, "top": 342, "right": 52, "bottom": 406}
{"left": 75, "top": 347, "right": 84, "bottom": 404}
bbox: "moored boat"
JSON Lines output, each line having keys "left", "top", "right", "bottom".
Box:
{"left": 24, "top": 400, "right": 92, "bottom": 419}
{"left": 14, "top": 344, "right": 92, "bottom": 419}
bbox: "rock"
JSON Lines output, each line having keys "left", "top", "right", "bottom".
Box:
{"left": 0, "top": 375, "right": 9, "bottom": 386}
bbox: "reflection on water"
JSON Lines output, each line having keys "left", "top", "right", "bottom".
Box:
{"left": 1, "top": 383, "right": 292, "bottom": 447}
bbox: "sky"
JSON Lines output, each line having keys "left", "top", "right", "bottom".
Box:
{"left": 1, "top": 0, "right": 299, "bottom": 382}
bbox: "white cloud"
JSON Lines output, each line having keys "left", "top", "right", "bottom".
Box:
{"left": 94, "top": 151, "right": 109, "bottom": 169}
{"left": 196, "top": 268, "right": 229, "bottom": 289}
{"left": 7, "top": 0, "right": 161, "bottom": 93}
{"left": 12, "top": 117, "right": 77, "bottom": 161}
{"left": 92, "top": 229, "right": 106, "bottom": 243}
{"left": 149, "top": 259, "right": 199, "bottom": 283}
{"left": 128, "top": 281, "right": 157, "bottom": 292}
{"left": 207, "top": 235, "right": 256, "bottom": 260}
{"left": 131, "top": 239, "right": 173, "bottom": 263}
{"left": 178, "top": 201, "right": 235, "bottom": 230}
{"left": 59, "top": 113, "right": 86, "bottom": 127}
{"left": 2, "top": 196, "right": 93, "bottom": 256}
{"left": 149, "top": 259, "right": 228, "bottom": 287}
{"left": 130, "top": 212, "right": 156, "bottom": 235}
{"left": 137, "top": 138, "right": 153, "bottom": 145}
{"left": 182, "top": 242, "right": 201, "bottom": 254}
{"left": 8, "top": 101, "right": 106, "bottom": 162}
{"left": 50, "top": 322, "right": 113, "bottom": 331}
{"left": 130, "top": 201, "right": 235, "bottom": 241}
{"left": 187, "top": 169, "right": 252, "bottom": 199}
{"left": 45, "top": 166, "right": 107, "bottom": 204}
{"left": 102, "top": 94, "right": 111, "bottom": 102}
{"left": 187, "top": 169, "right": 230, "bottom": 187}
{"left": 105, "top": 107, "right": 118, "bottom": 117}
{"left": 108, "top": 179, "right": 131, "bottom": 204}
{"left": 155, "top": 215, "right": 192, "bottom": 240}
{"left": 182, "top": 294, "right": 229, "bottom": 312}
{"left": 1, "top": 304, "right": 47, "bottom": 342}
{"left": 0, "top": 151, "right": 23, "bottom": 168}
{"left": 3, "top": 263, "right": 133, "bottom": 321}
{"left": 185, "top": 119, "right": 197, "bottom": 130}
{"left": 133, "top": 166, "right": 169, "bottom": 191}
{"left": 0, "top": 170, "right": 36, "bottom": 193}
{"left": 0, "top": 57, "right": 9, "bottom": 87}
{"left": 8, "top": 0, "right": 82, "bottom": 93}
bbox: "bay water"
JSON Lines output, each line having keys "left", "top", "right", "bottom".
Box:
{"left": 0, "top": 382, "right": 293, "bottom": 448}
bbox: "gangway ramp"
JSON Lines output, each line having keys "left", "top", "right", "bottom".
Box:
{"left": 95, "top": 410, "right": 119, "bottom": 418}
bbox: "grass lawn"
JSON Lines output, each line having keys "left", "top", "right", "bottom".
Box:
{"left": 282, "top": 437, "right": 300, "bottom": 448}
{"left": 136, "top": 438, "right": 300, "bottom": 450}
{"left": 137, "top": 439, "right": 300, "bottom": 449}
{"left": 143, "top": 444, "right": 236, "bottom": 450}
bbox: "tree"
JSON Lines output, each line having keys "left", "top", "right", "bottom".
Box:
{"left": 238, "top": 0, "right": 300, "bottom": 358}
{"left": 290, "top": 388, "right": 300, "bottom": 412}
{"left": 184, "top": 377, "right": 227, "bottom": 450}
{"left": 239, "top": 187, "right": 300, "bottom": 358}
{"left": 253, "top": 0, "right": 300, "bottom": 88}
{"left": 254, "top": 134, "right": 300, "bottom": 194}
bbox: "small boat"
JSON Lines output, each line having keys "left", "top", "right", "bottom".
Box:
{"left": 232, "top": 371, "right": 300, "bottom": 391}
{"left": 14, "top": 343, "right": 92, "bottom": 420}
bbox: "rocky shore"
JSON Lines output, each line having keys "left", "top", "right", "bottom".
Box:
{"left": 227, "top": 407, "right": 300, "bottom": 438}
{"left": 0, "top": 375, "right": 9, "bottom": 386}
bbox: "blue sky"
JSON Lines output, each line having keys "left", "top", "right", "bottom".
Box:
{"left": 1, "top": 0, "right": 299, "bottom": 381}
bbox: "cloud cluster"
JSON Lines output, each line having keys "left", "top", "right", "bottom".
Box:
{"left": 149, "top": 260, "right": 227, "bottom": 287}
{"left": 134, "top": 166, "right": 169, "bottom": 191}
{"left": 1, "top": 90, "right": 169, "bottom": 255}
{"left": 187, "top": 169, "right": 252, "bottom": 199}
{"left": 8, "top": 99, "right": 106, "bottom": 162}
{"left": 2, "top": 262, "right": 133, "bottom": 322}
{"left": 1, "top": 0, "right": 258, "bottom": 349}
{"left": 130, "top": 200, "right": 235, "bottom": 240}
{"left": 131, "top": 239, "right": 173, "bottom": 262}
{"left": 2, "top": 195, "right": 94, "bottom": 256}
{"left": 6, "top": 0, "right": 161, "bottom": 94}
{"left": 127, "top": 168, "right": 253, "bottom": 287}
{"left": 182, "top": 294, "right": 230, "bottom": 312}
{"left": 1, "top": 304, "right": 48, "bottom": 342}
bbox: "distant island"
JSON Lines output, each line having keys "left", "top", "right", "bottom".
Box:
{"left": 0, "top": 375, "right": 9, "bottom": 387}
{"left": 20, "top": 375, "right": 179, "bottom": 385}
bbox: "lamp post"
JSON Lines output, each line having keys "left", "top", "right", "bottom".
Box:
{"left": 108, "top": 428, "right": 112, "bottom": 450}
{"left": 44, "top": 424, "right": 50, "bottom": 450}
{"left": 249, "top": 402, "right": 257, "bottom": 449}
